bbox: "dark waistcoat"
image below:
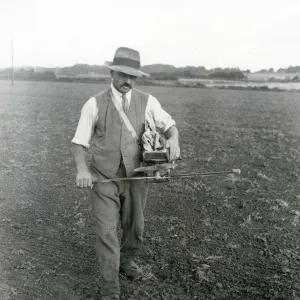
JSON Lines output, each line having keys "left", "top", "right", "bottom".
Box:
{"left": 90, "top": 88, "right": 149, "bottom": 178}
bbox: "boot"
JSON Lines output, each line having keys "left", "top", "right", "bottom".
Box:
{"left": 120, "top": 260, "right": 143, "bottom": 280}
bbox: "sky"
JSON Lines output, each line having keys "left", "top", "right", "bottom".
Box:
{"left": 0, "top": 0, "right": 300, "bottom": 71}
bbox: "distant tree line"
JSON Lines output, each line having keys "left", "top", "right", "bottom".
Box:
{"left": 268, "top": 75, "right": 300, "bottom": 82}
{"left": 0, "top": 68, "right": 56, "bottom": 81}
{"left": 277, "top": 66, "right": 300, "bottom": 73}
{"left": 149, "top": 70, "right": 246, "bottom": 81}
{"left": 0, "top": 68, "right": 246, "bottom": 82}
{"left": 208, "top": 71, "right": 246, "bottom": 80}
{"left": 1, "top": 63, "right": 299, "bottom": 83}
{"left": 0, "top": 68, "right": 112, "bottom": 83}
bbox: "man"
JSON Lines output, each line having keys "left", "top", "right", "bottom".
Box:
{"left": 71, "top": 47, "right": 180, "bottom": 300}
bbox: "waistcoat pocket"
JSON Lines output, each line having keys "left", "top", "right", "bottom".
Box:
{"left": 95, "top": 128, "right": 105, "bottom": 140}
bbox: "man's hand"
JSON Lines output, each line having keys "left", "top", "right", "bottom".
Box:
{"left": 164, "top": 125, "right": 180, "bottom": 161}
{"left": 72, "top": 144, "right": 97, "bottom": 189}
{"left": 167, "top": 138, "right": 180, "bottom": 161}
{"left": 76, "top": 170, "right": 98, "bottom": 188}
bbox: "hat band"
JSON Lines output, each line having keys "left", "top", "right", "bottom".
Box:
{"left": 112, "top": 57, "right": 140, "bottom": 70}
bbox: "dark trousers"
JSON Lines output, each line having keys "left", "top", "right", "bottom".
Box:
{"left": 90, "top": 164, "right": 148, "bottom": 296}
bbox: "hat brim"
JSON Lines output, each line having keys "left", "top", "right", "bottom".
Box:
{"left": 105, "top": 62, "right": 150, "bottom": 78}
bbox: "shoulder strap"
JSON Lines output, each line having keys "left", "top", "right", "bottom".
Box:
{"left": 110, "top": 90, "right": 138, "bottom": 141}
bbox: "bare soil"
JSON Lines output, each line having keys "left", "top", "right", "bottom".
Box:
{"left": 0, "top": 81, "right": 300, "bottom": 300}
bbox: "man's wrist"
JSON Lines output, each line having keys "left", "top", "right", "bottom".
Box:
{"left": 77, "top": 165, "right": 89, "bottom": 173}
{"left": 168, "top": 136, "right": 179, "bottom": 142}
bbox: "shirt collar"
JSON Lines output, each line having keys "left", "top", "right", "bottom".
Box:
{"left": 111, "top": 83, "right": 132, "bottom": 102}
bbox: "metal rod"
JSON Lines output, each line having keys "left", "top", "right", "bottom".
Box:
{"left": 101, "top": 177, "right": 146, "bottom": 183}
{"left": 101, "top": 169, "right": 240, "bottom": 183}
{"left": 170, "top": 170, "right": 240, "bottom": 178}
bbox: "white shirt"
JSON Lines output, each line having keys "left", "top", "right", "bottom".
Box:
{"left": 71, "top": 84, "right": 175, "bottom": 148}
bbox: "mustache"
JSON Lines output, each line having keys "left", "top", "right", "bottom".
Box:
{"left": 122, "top": 83, "right": 132, "bottom": 89}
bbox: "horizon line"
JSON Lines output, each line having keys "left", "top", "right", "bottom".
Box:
{"left": 1, "top": 63, "right": 300, "bottom": 73}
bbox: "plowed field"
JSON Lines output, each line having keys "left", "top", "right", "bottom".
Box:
{"left": 1, "top": 81, "right": 300, "bottom": 300}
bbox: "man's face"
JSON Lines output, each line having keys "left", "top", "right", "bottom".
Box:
{"left": 111, "top": 71, "right": 137, "bottom": 93}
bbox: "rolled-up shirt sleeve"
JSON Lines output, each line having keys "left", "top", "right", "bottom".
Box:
{"left": 146, "top": 95, "right": 176, "bottom": 133}
{"left": 71, "top": 97, "right": 98, "bottom": 148}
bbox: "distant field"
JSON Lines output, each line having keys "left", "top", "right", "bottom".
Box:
{"left": 1, "top": 81, "right": 300, "bottom": 300}
{"left": 179, "top": 78, "right": 300, "bottom": 90}
{"left": 247, "top": 72, "right": 300, "bottom": 82}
